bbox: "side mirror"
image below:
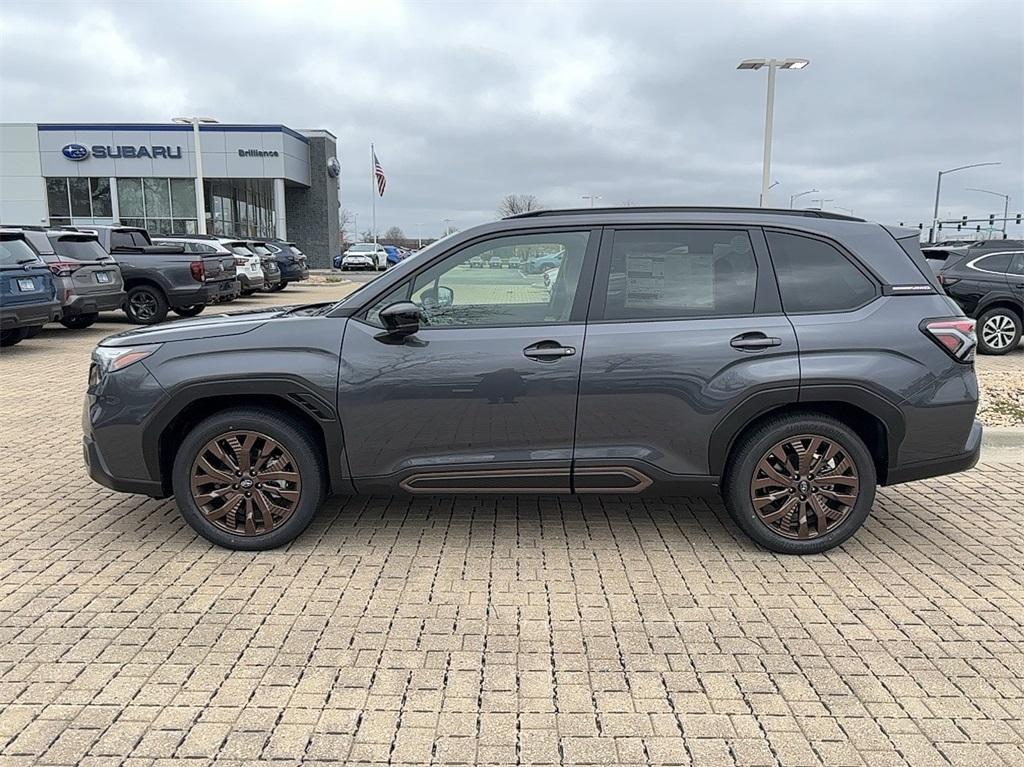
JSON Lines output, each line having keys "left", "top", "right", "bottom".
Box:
{"left": 421, "top": 285, "right": 454, "bottom": 310}
{"left": 379, "top": 301, "right": 422, "bottom": 338}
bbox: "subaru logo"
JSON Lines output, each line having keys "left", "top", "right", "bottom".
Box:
{"left": 62, "top": 143, "right": 89, "bottom": 161}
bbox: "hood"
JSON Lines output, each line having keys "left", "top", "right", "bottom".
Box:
{"left": 99, "top": 305, "right": 308, "bottom": 347}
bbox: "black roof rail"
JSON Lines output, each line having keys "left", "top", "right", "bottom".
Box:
{"left": 157, "top": 232, "right": 222, "bottom": 239}
{"left": 504, "top": 205, "right": 866, "bottom": 222}
{"left": 967, "top": 239, "right": 1024, "bottom": 248}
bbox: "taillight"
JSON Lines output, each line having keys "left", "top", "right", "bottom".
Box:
{"left": 922, "top": 318, "right": 976, "bottom": 362}
{"left": 233, "top": 257, "right": 247, "bottom": 267}
{"left": 189, "top": 261, "right": 205, "bottom": 282}
{"left": 48, "top": 261, "right": 83, "bottom": 277}
{"left": 938, "top": 274, "right": 960, "bottom": 287}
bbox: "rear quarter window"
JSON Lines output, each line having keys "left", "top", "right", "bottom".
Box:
{"left": 971, "top": 253, "right": 1013, "bottom": 274}
{"left": 766, "top": 231, "right": 877, "bottom": 313}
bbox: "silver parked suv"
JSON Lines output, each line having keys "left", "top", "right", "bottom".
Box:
{"left": 84, "top": 207, "right": 982, "bottom": 555}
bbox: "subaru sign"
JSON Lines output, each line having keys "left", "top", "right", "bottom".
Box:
{"left": 62, "top": 143, "right": 89, "bottom": 161}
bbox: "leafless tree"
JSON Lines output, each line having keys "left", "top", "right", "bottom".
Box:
{"left": 498, "top": 194, "right": 542, "bottom": 217}
{"left": 383, "top": 226, "right": 406, "bottom": 241}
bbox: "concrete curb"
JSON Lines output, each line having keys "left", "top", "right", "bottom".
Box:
{"left": 982, "top": 427, "right": 1024, "bottom": 448}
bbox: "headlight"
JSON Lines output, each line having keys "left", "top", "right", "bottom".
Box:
{"left": 92, "top": 343, "right": 162, "bottom": 374}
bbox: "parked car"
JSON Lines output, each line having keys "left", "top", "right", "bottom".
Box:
{"left": 927, "top": 239, "right": 1024, "bottom": 354}
{"left": 10, "top": 226, "right": 124, "bottom": 329}
{"left": 523, "top": 250, "right": 564, "bottom": 274}
{"left": 156, "top": 236, "right": 264, "bottom": 297}
{"left": 337, "top": 242, "right": 388, "bottom": 271}
{"left": 81, "top": 225, "right": 239, "bottom": 324}
{"left": 381, "top": 245, "right": 403, "bottom": 267}
{"left": 264, "top": 239, "right": 310, "bottom": 290}
{"left": 0, "top": 229, "right": 61, "bottom": 346}
{"left": 468, "top": 256, "right": 485, "bottom": 268}
{"left": 84, "top": 206, "right": 981, "bottom": 555}
{"left": 488, "top": 255, "right": 502, "bottom": 268}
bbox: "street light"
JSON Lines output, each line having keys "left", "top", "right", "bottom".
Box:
{"left": 790, "top": 188, "right": 818, "bottom": 208}
{"left": 582, "top": 194, "right": 602, "bottom": 207}
{"left": 443, "top": 218, "right": 453, "bottom": 236}
{"left": 737, "top": 58, "right": 809, "bottom": 207}
{"left": 415, "top": 222, "right": 426, "bottom": 248}
{"left": 172, "top": 117, "right": 218, "bottom": 234}
{"left": 929, "top": 162, "right": 1000, "bottom": 243}
{"left": 966, "top": 187, "right": 1011, "bottom": 238}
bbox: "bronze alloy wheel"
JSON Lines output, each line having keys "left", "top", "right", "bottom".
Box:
{"left": 189, "top": 430, "right": 302, "bottom": 536}
{"left": 749, "top": 434, "right": 859, "bottom": 540}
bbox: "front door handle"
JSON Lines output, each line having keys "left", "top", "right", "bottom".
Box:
{"left": 524, "top": 341, "right": 576, "bottom": 361}
{"left": 730, "top": 332, "right": 782, "bottom": 351}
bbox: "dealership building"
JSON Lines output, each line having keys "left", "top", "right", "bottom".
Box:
{"left": 0, "top": 122, "right": 340, "bottom": 267}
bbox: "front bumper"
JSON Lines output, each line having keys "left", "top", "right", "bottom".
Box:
{"left": 0, "top": 300, "right": 62, "bottom": 329}
{"left": 84, "top": 433, "right": 165, "bottom": 497}
{"left": 64, "top": 289, "right": 125, "bottom": 317}
{"left": 885, "top": 418, "right": 983, "bottom": 485}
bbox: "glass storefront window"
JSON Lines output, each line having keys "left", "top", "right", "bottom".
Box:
{"left": 118, "top": 178, "right": 145, "bottom": 217}
{"left": 143, "top": 178, "right": 171, "bottom": 217}
{"left": 69, "top": 178, "right": 92, "bottom": 217}
{"left": 147, "top": 218, "right": 173, "bottom": 236}
{"left": 46, "top": 178, "right": 70, "bottom": 217}
{"left": 170, "top": 178, "right": 196, "bottom": 217}
{"left": 90, "top": 178, "right": 112, "bottom": 217}
{"left": 172, "top": 219, "right": 198, "bottom": 234}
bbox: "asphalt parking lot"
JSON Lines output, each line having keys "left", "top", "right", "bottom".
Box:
{"left": 1, "top": 283, "right": 1023, "bottom": 766}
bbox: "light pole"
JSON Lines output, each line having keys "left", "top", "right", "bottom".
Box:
{"left": 582, "top": 194, "right": 602, "bottom": 207}
{"left": 443, "top": 218, "right": 453, "bottom": 236}
{"left": 966, "top": 187, "right": 1011, "bottom": 238}
{"left": 811, "top": 198, "right": 834, "bottom": 210}
{"left": 833, "top": 205, "right": 854, "bottom": 216}
{"left": 172, "top": 117, "right": 218, "bottom": 234}
{"left": 415, "top": 223, "right": 425, "bottom": 248}
{"left": 737, "top": 58, "right": 809, "bottom": 207}
{"left": 929, "top": 162, "right": 1000, "bottom": 243}
{"left": 790, "top": 188, "right": 818, "bottom": 208}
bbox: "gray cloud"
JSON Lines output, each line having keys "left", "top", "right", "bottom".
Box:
{"left": 1, "top": 0, "right": 1021, "bottom": 238}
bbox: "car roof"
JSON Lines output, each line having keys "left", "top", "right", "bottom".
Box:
{"left": 505, "top": 205, "right": 865, "bottom": 222}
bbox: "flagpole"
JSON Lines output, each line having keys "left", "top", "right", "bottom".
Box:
{"left": 370, "top": 143, "right": 377, "bottom": 250}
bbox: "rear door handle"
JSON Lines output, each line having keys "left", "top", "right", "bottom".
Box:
{"left": 730, "top": 332, "right": 782, "bottom": 351}
{"left": 524, "top": 341, "right": 576, "bottom": 361}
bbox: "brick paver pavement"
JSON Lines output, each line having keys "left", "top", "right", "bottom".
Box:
{"left": 1, "top": 283, "right": 1023, "bottom": 766}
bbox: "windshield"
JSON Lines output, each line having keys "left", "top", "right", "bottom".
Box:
{"left": 229, "top": 245, "right": 255, "bottom": 257}
{"left": 348, "top": 244, "right": 375, "bottom": 253}
{"left": 50, "top": 237, "right": 109, "bottom": 261}
{"left": 249, "top": 244, "right": 272, "bottom": 255}
{"left": 0, "top": 237, "right": 41, "bottom": 266}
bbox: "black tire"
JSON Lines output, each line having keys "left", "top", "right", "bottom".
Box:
{"left": 241, "top": 289, "right": 257, "bottom": 297}
{"left": 23, "top": 325, "right": 43, "bottom": 338}
{"left": 268, "top": 281, "right": 287, "bottom": 292}
{"left": 60, "top": 312, "right": 98, "bottom": 330}
{"left": 124, "top": 285, "right": 169, "bottom": 325}
{"left": 0, "top": 328, "right": 27, "bottom": 347}
{"left": 976, "top": 307, "right": 1022, "bottom": 355}
{"left": 723, "top": 413, "right": 876, "bottom": 555}
{"left": 173, "top": 305, "right": 205, "bottom": 318}
{"left": 171, "top": 408, "right": 326, "bottom": 551}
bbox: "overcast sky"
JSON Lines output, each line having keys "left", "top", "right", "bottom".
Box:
{"left": 1, "top": 0, "right": 1021, "bottom": 239}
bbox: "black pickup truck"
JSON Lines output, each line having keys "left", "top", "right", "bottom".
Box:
{"left": 80, "top": 225, "right": 239, "bottom": 324}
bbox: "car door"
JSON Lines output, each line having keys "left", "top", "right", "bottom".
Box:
{"left": 574, "top": 226, "right": 799, "bottom": 490}
{"left": 338, "top": 228, "right": 599, "bottom": 493}
{"left": 1009, "top": 252, "right": 1024, "bottom": 306}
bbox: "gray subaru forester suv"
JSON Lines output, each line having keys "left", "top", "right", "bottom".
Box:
{"left": 83, "top": 207, "right": 982, "bottom": 554}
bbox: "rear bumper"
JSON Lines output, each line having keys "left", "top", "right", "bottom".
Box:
{"left": 281, "top": 263, "right": 309, "bottom": 281}
{"left": 0, "top": 300, "right": 62, "bottom": 329}
{"left": 885, "top": 419, "right": 983, "bottom": 485}
{"left": 64, "top": 290, "right": 125, "bottom": 317}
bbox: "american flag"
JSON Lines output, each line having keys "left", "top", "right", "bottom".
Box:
{"left": 373, "top": 149, "right": 386, "bottom": 196}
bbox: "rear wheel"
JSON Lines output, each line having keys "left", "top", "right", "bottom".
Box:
{"left": 124, "top": 285, "right": 168, "bottom": 325}
{"left": 977, "top": 308, "right": 1022, "bottom": 355}
{"left": 171, "top": 408, "right": 326, "bottom": 550}
{"left": 723, "top": 414, "right": 876, "bottom": 554}
{"left": 60, "top": 312, "right": 98, "bottom": 330}
{"left": 173, "top": 305, "right": 205, "bottom": 318}
{"left": 0, "top": 328, "right": 27, "bottom": 347}
{"left": 23, "top": 325, "right": 43, "bottom": 338}
{"left": 268, "top": 281, "right": 288, "bottom": 292}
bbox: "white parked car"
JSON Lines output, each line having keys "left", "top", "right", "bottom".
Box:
{"left": 155, "top": 235, "right": 264, "bottom": 295}
{"left": 340, "top": 242, "right": 388, "bottom": 271}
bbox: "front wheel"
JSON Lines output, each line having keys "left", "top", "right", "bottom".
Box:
{"left": 124, "top": 285, "right": 169, "bottom": 324}
{"left": 174, "top": 305, "right": 206, "bottom": 318}
{"left": 171, "top": 408, "right": 326, "bottom": 550}
{"left": 268, "top": 281, "right": 287, "bottom": 292}
{"left": 977, "top": 308, "right": 1022, "bottom": 355}
{"left": 723, "top": 413, "right": 876, "bottom": 554}
{"left": 60, "top": 313, "right": 98, "bottom": 330}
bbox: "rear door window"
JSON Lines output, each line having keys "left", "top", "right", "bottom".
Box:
{"left": 602, "top": 229, "right": 758, "bottom": 320}
{"left": 111, "top": 230, "right": 151, "bottom": 249}
{"left": 1008, "top": 253, "right": 1024, "bottom": 276}
{"left": 766, "top": 232, "right": 877, "bottom": 313}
